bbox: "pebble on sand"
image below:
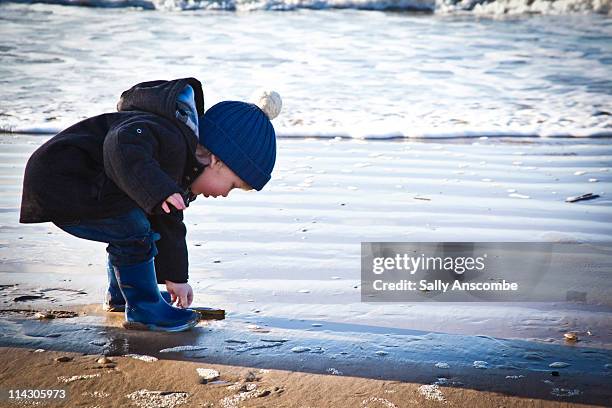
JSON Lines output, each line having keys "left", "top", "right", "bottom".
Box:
{"left": 33, "top": 310, "right": 77, "bottom": 319}
{"left": 125, "top": 354, "right": 158, "bottom": 362}
{"left": 564, "top": 332, "right": 578, "bottom": 342}
{"left": 197, "top": 368, "right": 220, "bottom": 384}
{"left": 361, "top": 396, "right": 398, "bottom": 408}
{"left": 418, "top": 384, "right": 446, "bottom": 402}
{"left": 58, "top": 374, "right": 101, "bottom": 383}
{"left": 256, "top": 389, "right": 271, "bottom": 398}
{"left": 290, "top": 346, "right": 311, "bottom": 353}
{"left": 97, "top": 357, "right": 112, "bottom": 364}
{"left": 81, "top": 391, "right": 110, "bottom": 398}
{"left": 127, "top": 390, "right": 189, "bottom": 408}
{"left": 220, "top": 385, "right": 260, "bottom": 408}
{"left": 55, "top": 356, "right": 73, "bottom": 363}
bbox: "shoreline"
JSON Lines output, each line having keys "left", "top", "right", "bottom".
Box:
{"left": 4, "top": 128, "right": 612, "bottom": 140}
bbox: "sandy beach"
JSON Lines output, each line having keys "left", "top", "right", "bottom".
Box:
{"left": 0, "top": 345, "right": 606, "bottom": 408}
{"left": 1, "top": 134, "right": 611, "bottom": 406}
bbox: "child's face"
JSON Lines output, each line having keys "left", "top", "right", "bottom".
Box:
{"left": 190, "top": 155, "right": 252, "bottom": 198}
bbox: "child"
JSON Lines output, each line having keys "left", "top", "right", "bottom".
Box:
{"left": 19, "top": 78, "right": 281, "bottom": 332}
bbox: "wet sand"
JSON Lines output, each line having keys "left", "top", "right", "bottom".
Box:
{"left": 1, "top": 134, "right": 611, "bottom": 406}
{"left": 2, "top": 346, "right": 603, "bottom": 408}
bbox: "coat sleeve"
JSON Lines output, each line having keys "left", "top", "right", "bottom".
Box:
{"left": 103, "top": 123, "right": 183, "bottom": 214}
{"left": 149, "top": 211, "right": 189, "bottom": 284}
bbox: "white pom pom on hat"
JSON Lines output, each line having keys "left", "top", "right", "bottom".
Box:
{"left": 251, "top": 90, "right": 282, "bottom": 120}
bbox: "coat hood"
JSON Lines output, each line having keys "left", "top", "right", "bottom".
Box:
{"left": 116, "top": 78, "right": 204, "bottom": 129}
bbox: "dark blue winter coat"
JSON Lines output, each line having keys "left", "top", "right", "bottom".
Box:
{"left": 20, "top": 78, "right": 205, "bottom": 283}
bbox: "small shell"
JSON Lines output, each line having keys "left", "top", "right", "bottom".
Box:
{"left": 564, "top": 332, "right": 578, "bottom": 342}
{"left": 34, "top": 312, "right": 53, "bottom": 319}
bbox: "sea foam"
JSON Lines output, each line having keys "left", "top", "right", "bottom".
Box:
{"left": 3, "top": 0, "right": 610, "bottom": 14}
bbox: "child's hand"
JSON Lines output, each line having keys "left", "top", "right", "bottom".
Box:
{"left": 161, "top": 193, "right": 186, "bottom": 213}
{"left": 165, "top": 281, "right": 193, "bottom": 308}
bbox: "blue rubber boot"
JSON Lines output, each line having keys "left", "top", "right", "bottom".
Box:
{"left": 103, "top": 257, "right": 172, "bottom": 312}
{"left": 113, "top": 259, "right": 199, "bottom": 332}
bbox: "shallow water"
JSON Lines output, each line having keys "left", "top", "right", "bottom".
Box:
{"left": 1, "top": 136, "right": 611, "bottom": 348}
{"left": 1, "top": 4, "right": 611, "bottom": 138}
{"left": 0, "top": 136, "right": 611, "bottom": 402}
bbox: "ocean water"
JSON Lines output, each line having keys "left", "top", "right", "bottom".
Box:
{"left": 1, "top": 2, "right": 611, "bottom": 138}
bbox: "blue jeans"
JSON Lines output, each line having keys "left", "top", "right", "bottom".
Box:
{"left": 54, "top": 208, "right": 160, "bottom": 267}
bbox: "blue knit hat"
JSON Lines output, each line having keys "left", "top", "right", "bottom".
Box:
{"left": 198, "top": 93, "right": 280, "bottom": 191}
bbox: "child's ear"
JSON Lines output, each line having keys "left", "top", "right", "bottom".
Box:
{"left": 196, "top": 145, "right": 212, "bottom": 166}
{"left": 210, "top": 154, "right": 224, "bottom": 168}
